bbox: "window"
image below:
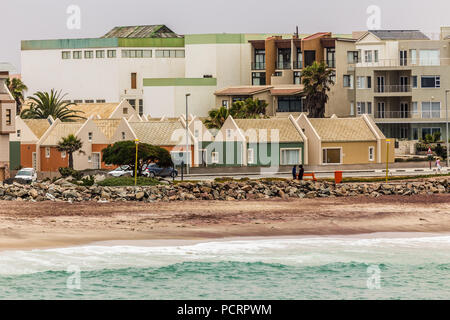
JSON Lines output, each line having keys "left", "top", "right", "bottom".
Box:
{"left": 211, "top": 152, "right": 219, "bottom": 164}
{"left": 88, "top": 156, "right": 92, "bottom": 163}
{"left": 107, "top": 50, "right": 116, "bottom": 58}
{"left": 364, "top": 50, "right": 373, "bottom": 63}
{"left": 277, "top": 48, "right": 291, "bottom": 69}
{"left": 281, "top": 149, "right": 301, "bottom": 165}
{"left": 155, "top": 50, "right": 184, "bottom": 58}
{"left": 350, "top": 102, "right": 355, "bottom": 116}
{"left": 419, "top": 50, "right": 440, "bottom": 66}
{"left": 412, "top": 76, "right": 418, "bottom": 88}
{"left": 121, "top": 132, "right": 126, "bottom": 140}
{"left": 412, "top": 102, "right": 418, "bottom": 115}
{"left": 252, "top": 72, "right": 266, "bottom": 85}
{"left": 253, "top": 49, "right": 266, "bottom": 69}
{"left": 413, "top": 128, "right": 419, "bottom": 140}
{"left": 421, "top": 102, "right": 441, "bottom": 118}
{"left": 347, "top": 51, "right": 359, "bottom": 63}
{"left": 122, "top": 50, "right": 152, "bottom": 58}
{"left": 84, "top": 100, "right": 94, "bottom": 103}
{"left": 96, "top": 99, "right": 106, "bottom": 103}
{"left": 6, "top": 109, "right": 11, "bottom": 125}
{"left": 84, "top": 51, "right": 93, "bottom": 59}
{"left": 45, "top": 147, "right": 50, "bottom": 158}
{"left": 322, "top": 148, "right": 341, "bottom": 164}
{"left": 422, "top": 128, "right": 441, "bottom": 140}
{"left": 303, "top": 50, "right": 315, "bottom": 67}
{"left": 74, "top": 100, "right": 83, "bottom": 103}
{"left": 17, "top": 129, "right": 21, "bottom": 138}
{"left": 369, "top": 147, "right": 375, "bottom": 162}
{"left": 357, "top": 102, "right": 366, "bottom": 115}
{"left": 96, "top": 50, "right": 105, "bottom": 58}
{"left": 326, "top": 48, "right": 336, "bottom": 68}
{"left": 421, "top": 76, "right": 440, "bottom": 88}
{"left": 357, "top": 76, "right": 365, "bottom": 89}
{"left": 374, "top": 50, "right": 379, "bottom": 63}
{"left": 247, "top": 148, "right": 255, "bottom": 164}
{"left": 73, "top": 51, "right": 82, "bottom": 59}
{"left": 222, "top": 100, "right": 229, "bottom": 108}
{"left": 367, "top": 76, "right": 372, "bottom": 89}
{"left": 277, "top": 96, "right": 304, "bottom": 113}
{"left": 367, "top": 102, "right": 372, "bottom": 114}
{"left": 410, "top": 49, "right": 417, "bottom": 65}
{"left": 138, "top": 99, "right": 143, "bottom": 116}
{"left": 377, "top": 102, "right": 386, "bottom": 118}
{"left": 62, "top": 51, "right": 71, "bottom": 59}
{"left": 343, "top": 75, "right": 353, "bottom": 88}
{"left": 61, "top": 151, "right": 66, "bottom": 158}
{"left": 400, "top": 50, "right": 407, "bottom": 66}
{"left": 131, "top": 73, "right": 137, "bottom": 89}
{"left": 88, "top": 132, "right": 93, "bottom": 142}
{"left": 226, "top": 129, "right": 233, "bottom": 139}
{"left": 128, "top": 99, "right": 136, "bottom": 110}
{"left": 123, "top": 107, "right": 128, "bottom": 115}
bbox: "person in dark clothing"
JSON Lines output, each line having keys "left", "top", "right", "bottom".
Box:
{"left": 298, "top": 165, "right": 305, "bottom": 180}
{"left": 292, "top": 165, "right": 297, "bottom": 180}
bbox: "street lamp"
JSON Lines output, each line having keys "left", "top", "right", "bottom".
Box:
{"left": 185, "top": 93, "right": 191, "bottom": 175}
{"left": 446, "top": 90, "right": 450, "bottom": 168}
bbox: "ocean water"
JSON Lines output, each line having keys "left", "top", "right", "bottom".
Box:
{"left": 1, "top": 234, "right": 450, "bottom": 300}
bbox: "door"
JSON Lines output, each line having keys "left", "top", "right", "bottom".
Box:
{"left": 400, "top": 76, "right": 408, "bottom": 92}
{"left": 92, "top": 153, "right": 100, "bottom": 169}
{"left": 377, "top": 102, "right": 386, "bottom": 118}
{"left": 400, "top": 50, "right": 407, "bottom": 66}
{"left": 377, "top": 76, "right": 385, "bottom": 92}
{"left": 400, "top": 102, "right": 409, "bottom": 118}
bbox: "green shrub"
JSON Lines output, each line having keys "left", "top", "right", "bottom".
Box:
{"left": 97, "top": 176, "right": 160, "bottom": 187}
{"left": 58, "top": 167, "right": 82, "bottom": 180}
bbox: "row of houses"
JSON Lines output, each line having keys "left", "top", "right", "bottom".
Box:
{"left": 9, "top": 101, "right": 394, "bottom": 173}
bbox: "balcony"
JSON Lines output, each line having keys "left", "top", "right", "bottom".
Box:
{"left": 276, "top": 61, "right": 291, "bottom": 70}
{"left": 374, "top": 111, "right": 416, "bottom": 119}
{"left": 375, "top": 85, "right": 412, "bottom": 93}
{"left": 251, "top": 62, "right": 266, "bottom": 70}
{"left": 293, "top": 61, "right": 302, "bottom": 69}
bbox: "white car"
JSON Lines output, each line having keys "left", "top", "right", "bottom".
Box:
{"left": 107, "top": 165, "right": 133, "bottom": 177}
{"left": 15, "top": 168, "right": 37, "bottom": 182}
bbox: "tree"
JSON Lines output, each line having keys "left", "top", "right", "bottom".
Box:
{"left": 102, "top": 141, "right": 173, "bottom": 176}
{"left": 57, "top": 134, "right": 84, "bottom": 169}
{"left": 302, "top": 61, "right": 335, "bottom": 118}
{"left": 204, "top": 98, "right": 268, "bottom": 129}
{"left": 5, "top": 78, "right": 27, "bottom": 113}
{"left": 21, "top": 89, "right": 85, "bottom": 122}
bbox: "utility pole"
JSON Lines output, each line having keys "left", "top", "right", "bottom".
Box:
{"left": 185, "top": 93, "right": 191, "bottom": 175}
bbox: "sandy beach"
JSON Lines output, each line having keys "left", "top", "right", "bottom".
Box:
{"left": 0, "top": 194, "right": 449, "bottom": 251}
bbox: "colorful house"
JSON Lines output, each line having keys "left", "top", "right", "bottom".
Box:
{"left": 296, "top": 114, "right": 395, "bottom": 165}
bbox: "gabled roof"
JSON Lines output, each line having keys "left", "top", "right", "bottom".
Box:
{"left": 129, "top": 121, "right": 192, "bottom": 146}
{"left": 92, "top": 119, "right": 122, "bottom": 139}
{"left": 68, "top": 102, "right": 123, "bottom": 120}
{"left": 22, "top": 119, "right": 52, "bottom": 139}
{"left": 101, "top": 25, "right": 181, "bottom": 38}
{"left": 270, "top": 86, "right": 304, "bottom": 96}
{"left": 233, "top": 118, "right": 303, "bottom": 143}
{"left": 215, "top": 86, "right": 273, "bottom": 96}
{"left": 308, "top": 118, "right": 377, "bottom": 142}
{"left": 40, "top": 122, "right": 83, "bottom": 146}
{"left": 368, "top": 30, "right": 429, "bottom": 40}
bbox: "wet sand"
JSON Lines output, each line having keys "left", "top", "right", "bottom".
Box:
{"left": 1, "top": 194, "right": 450, "bottom": 251}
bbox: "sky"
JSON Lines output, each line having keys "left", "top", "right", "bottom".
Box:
{"left": 1, "top": 0, "right": 450, "bottom": 71}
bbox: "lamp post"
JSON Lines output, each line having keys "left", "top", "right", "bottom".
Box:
{"left": 134, "top": 139, "right": 139, "bottom": 186}
{"left": 185, "top": 93, "right": 191, "bottom": 175}
{"left": 446, "top": 90, "right": 450, "bottom": 168}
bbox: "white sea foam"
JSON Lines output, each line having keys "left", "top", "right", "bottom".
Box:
{"left": 1, "top": 234, "right": 450, "bottom": 275}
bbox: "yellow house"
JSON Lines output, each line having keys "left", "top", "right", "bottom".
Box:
{"left": 296, "top": 114, "right": 395, "bottom": 165}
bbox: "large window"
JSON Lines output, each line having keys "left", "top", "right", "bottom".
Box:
{"left": 107, "top": 50, "right": 116, "bottom": 58}
{"left": 277, "top": 96, "right": 304, "bottom": 113}
{"left": 364, "top": 50, "right": 373, "bottom": 63}
{"left": 62, "top": 51, "right": 71, "bottom": 59}
{"left": 155, "top": 50, "right": 185, "bottom": 58}
{"left": 253, "top": 49, "right": 265, "bottom": 70}
{"left": 421, "top": 76, "right": 440, "bottom": 88}
{"left": 347, "top": 51, "right": 359, "bottom": 63}
{"left": 122, "top": 50, "right": 152, "bottom": 58}
{"left": 294, "top": 71, "right": 302, "bottom": 85}
{"left": 281, "top": 149, "right": 301, "bottom": 165}
{"left": 343, "top": 75, "right": 353, "bottom": 88}
{"left": 73, "top": 51, "right": 82, "bottom": 59}
{"left": 326, "top": 48, "right": 336, "bottom": 68}
{"left": 84, "top": 51, "right": 94, "bottom": 59}
{"left": 422, "top": 128, "right": 441, "bottom": 140}
{"left": 419, "top": 50, "right": 440, "bottom": 66}
{"left": 421, "top": 102, "right": 441, "bottom": 118}
{"left": 322, "top": 148, "right": 341, "bottom": 164}
{"left": 96, "top": 50, "right": 105, "bottom": 58}
{"left": 252, "top": 72, "right": 266, "bottom": 85}
{"left": 304, "top": 50, "right": 316, "bottom": 67}
{"left": 277, "top": 48, "right": 291, "bottom": 69}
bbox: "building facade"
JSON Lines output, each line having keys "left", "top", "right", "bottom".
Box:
{"left": 0, "top": 70, "right": 16, "bottom": 180}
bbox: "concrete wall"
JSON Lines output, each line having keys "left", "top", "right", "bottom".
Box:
{"left": 322, "top": 141, "right": 378, "bottom": 165}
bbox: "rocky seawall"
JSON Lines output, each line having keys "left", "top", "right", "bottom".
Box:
{"left": 1, "top": 178, "right": 449, "bottom": 202}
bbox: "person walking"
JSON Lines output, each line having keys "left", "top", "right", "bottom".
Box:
{"left": 298, "top": 165, "right": 305, "bottom": 181}
{"left": 436, "top": 158, "right": 442, "bottom": 173}
{"left": 292, "top": 165, "right": 297, "bottom": 180}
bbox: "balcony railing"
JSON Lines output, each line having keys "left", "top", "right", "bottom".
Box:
{"left": 276, "top": 61, "right": 291, "bottom": 69}
{"left": 375, "top": 85, "right": 412, "bottom": 93}
{"left": 293, "top": 61, "right": 302, "bottom": 69}
{"left": 252, "top": 62, "right": 266, "bottom": 70}
{"left": 350, "top": 58, "right": 450, "bottom": 67}
{"left": 374, "top": 111, "right": 416, "bottom": 119}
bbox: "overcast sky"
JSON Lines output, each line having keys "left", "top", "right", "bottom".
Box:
{"left": 2, "top": 0, "right": 450, "bottom": 71}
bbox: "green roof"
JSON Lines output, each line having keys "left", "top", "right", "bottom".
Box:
{"left": 101, "top": 25, "right": 182, "bottom": 39}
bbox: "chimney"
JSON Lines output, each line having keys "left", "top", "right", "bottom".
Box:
{"left": 294, "top": 26, "right": 299, "bottom": 39}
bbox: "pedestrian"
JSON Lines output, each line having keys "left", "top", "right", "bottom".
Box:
{"left": 436, "top": 158, "right": 442, "bottom": 173}
{"left": 298, "top": 165, "right": 305, "bottom": 180}
{"left": 292, "top": 165, "right": 297, "bottom": 180}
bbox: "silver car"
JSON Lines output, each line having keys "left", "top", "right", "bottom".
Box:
{"left": 107, "top": 165, "right": 133, "bottom": 177}
{"left": 15, "top": 168, "right": 37, "bottom": 182}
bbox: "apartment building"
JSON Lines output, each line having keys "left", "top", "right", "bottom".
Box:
{"left": 346, "top": 27, "right": 450, "bottom": 141}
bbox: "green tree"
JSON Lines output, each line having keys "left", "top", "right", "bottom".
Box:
{"left": 204, "top": 98, "right": 268, "bottom": 129}
{"left": 302, "top": 61, "right": 335, "bottom": 118}
{"left": 5, "top": 78, "right": 27, "bottom": 112}
{"left": 102, "top": 141, "right": 173, "bottom": 175}
{"left": 57, "top": 134, "right": 84, "bottom": 169}
{"left": 21, "top": 89, "right": 85, "bottom": 122}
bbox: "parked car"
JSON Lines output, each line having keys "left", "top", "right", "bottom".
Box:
{"left": 143, "top": 163, "right": 178, "bottom": 178}
{"left": 14, "top": 168, "right": 37, "bottom": 183}
{"left": 107, "top": 165, "right": 133, "bottom": 177}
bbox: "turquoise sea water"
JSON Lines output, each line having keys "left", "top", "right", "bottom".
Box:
{"left": 1, "top": 234, "right": 450, "bottom": 299}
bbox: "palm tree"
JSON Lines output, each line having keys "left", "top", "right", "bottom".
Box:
{"left": 204, "top": 106, "right": 230, "bottom": 129}
{"left": 57, "top": 134, "right": 84, "bottom": 169}
{"left": 5, "top": 78, "right": 27, "bottom": 113}
{"left": 21, "top": 89, "right": 85, "bottom": 122}
{"left": 302, "top": 61, "right": 335, "bottom": 118}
